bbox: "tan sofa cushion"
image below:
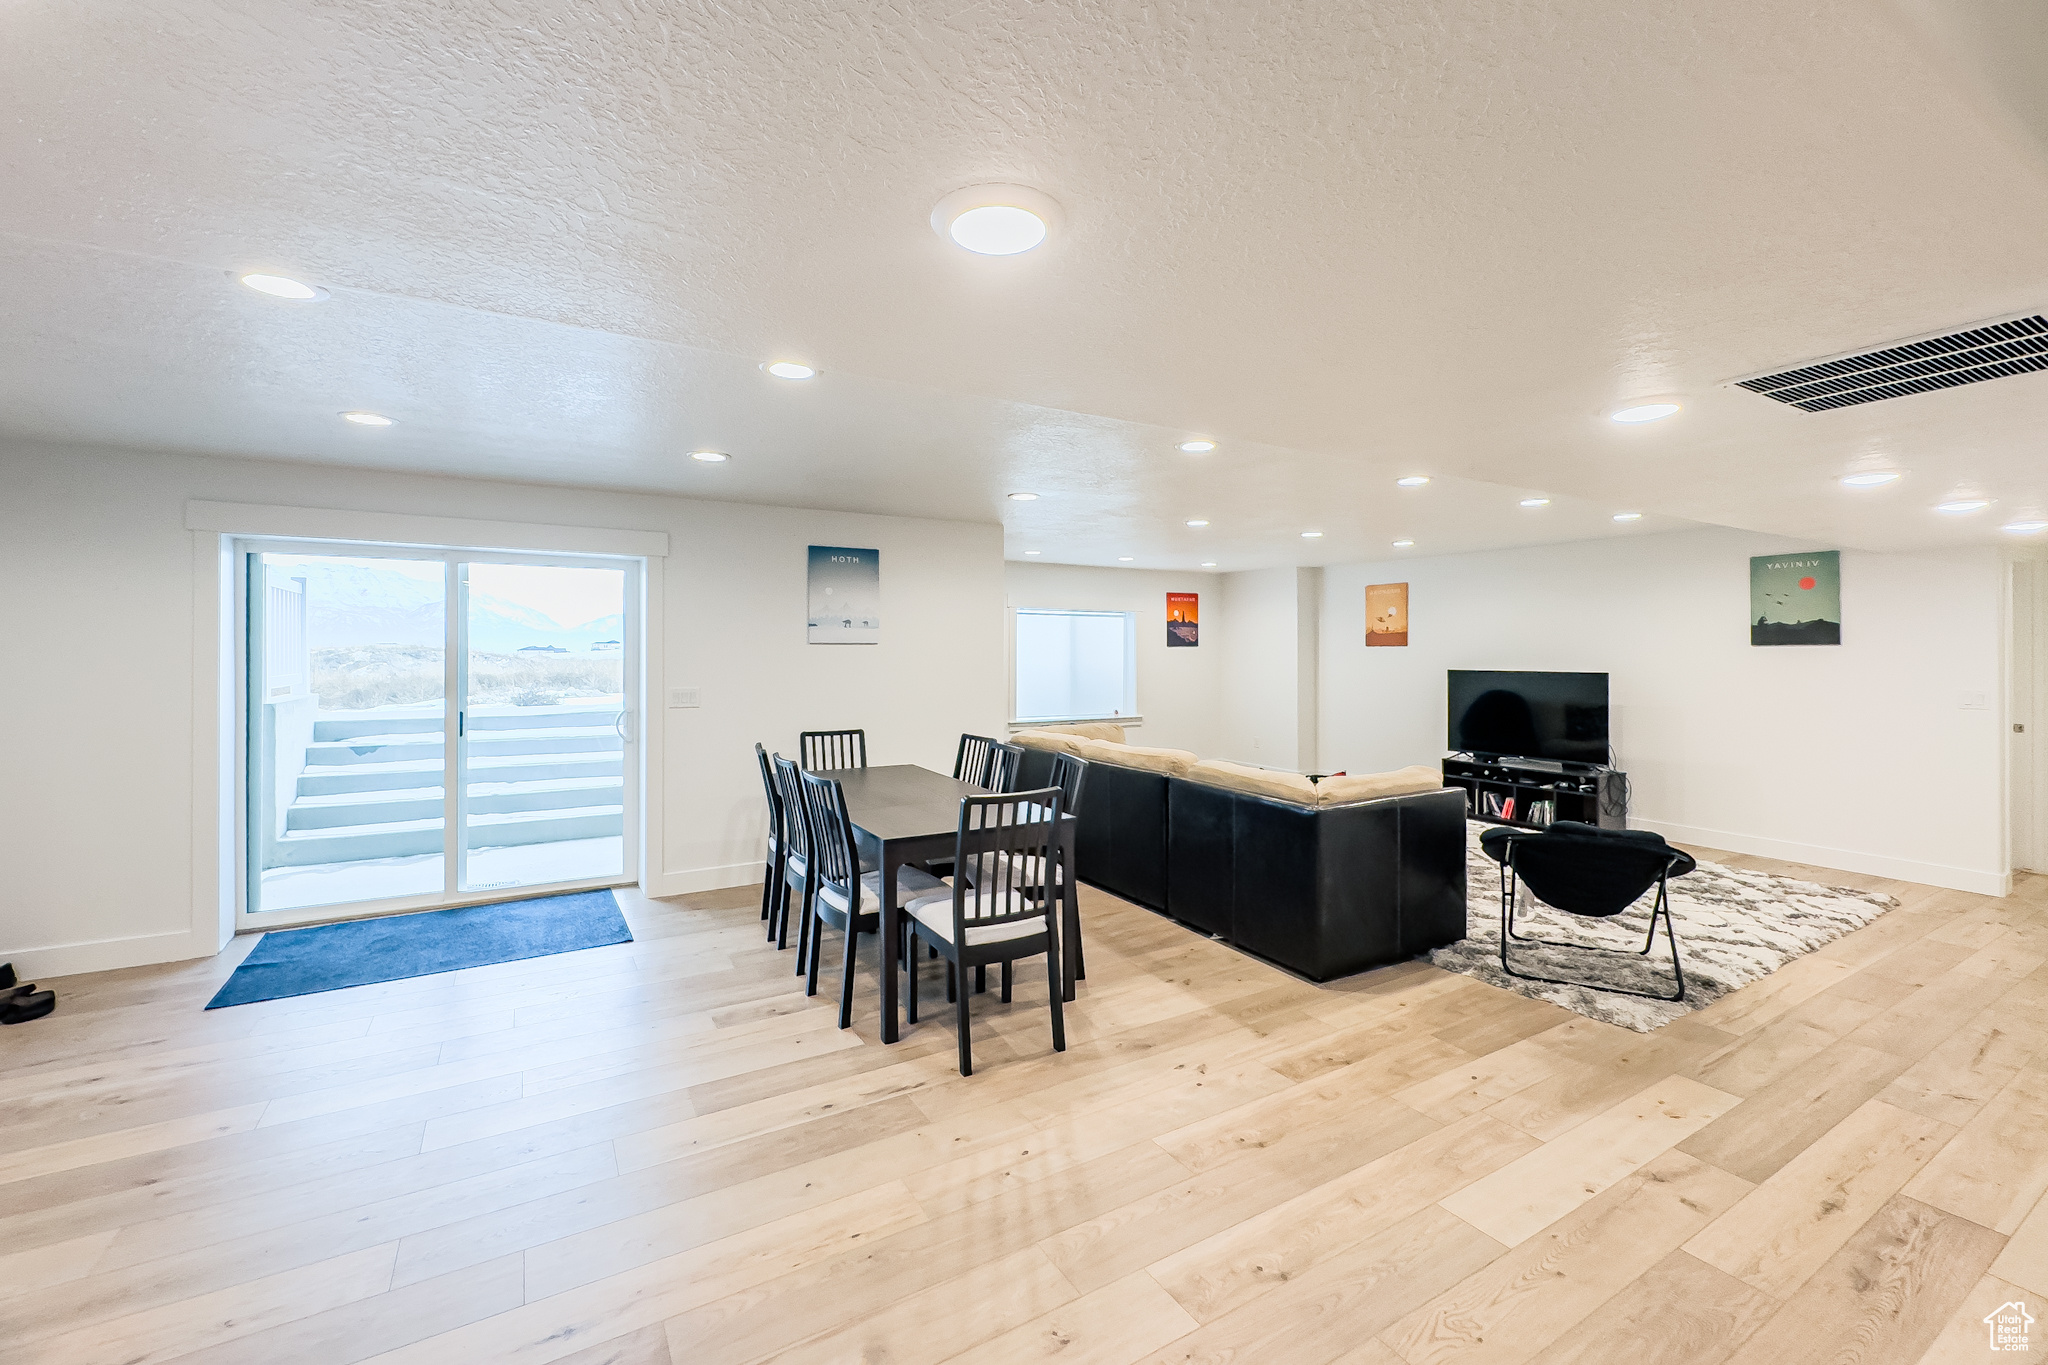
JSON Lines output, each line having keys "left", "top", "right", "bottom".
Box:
{"left": 1046, "top": 722, "right": 1127, "bottom": 744}
{"left": 1315, "top": 765, "right": 1443, "bottom": 807}
{"left": 1184, "top": 759, "right": 1318, "bottom": 806}
{"left": 1070, "top": 738, "right": 1198, "bottom": 777}
{"left": 1010, "top": 728, "right": 1083, "bottom": 755}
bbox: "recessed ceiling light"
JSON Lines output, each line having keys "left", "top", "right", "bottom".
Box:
{"left": 2003, "top": 521, "right": 2048, "bottom": 534}
{"left": 1609, "top": 402, "right": 1681, "bottom": 424}
{"left": 1613, "top": 512, "right": 1643, "bottom": 522}
{"left": 689, "top": 450, "right": 730, "bottom": 462}
{"left": 1024, "top": 550, "right": 1042, "bottom": 555}
{"left": 1117, "top": 556, "right": 1135, "bottom": 562}
{"left": 931, "top": 185, "right": 1060, "bottom": 255}
{"left": 764, "top": 362, "right": 816, "bottom": 380}
{"left": 1396, "top": 476, "right": 1430, "bottom": 487}
{"left": 1520, "top": 497, "right": 1550, "bottom": 507}
{"left": 1301, "top": 530, "right": 1324, "bottom": 538}
{"left": 1185, "top": 519, "right": 1209, "bottom": 528}
{"left": 1007, "top": 492, "right": 1039, "bottom": 501}
{"left": 1840, "top": 472, "right": 1900, "bottom": 487}
{"left": 340, "top": 411, "right": 393, "bottom": 426}
{"left": 1392, "top": 539, "right": 1415, "bottom": 548}
{"left": 1179, "top": 440, "right": 1216, "bottom": 453}
{"left": 1936, "top": 499, "right": 1991, "bottom": 513}
{"left": 238, "top": 272, "right": 328, "bottom": 301}
{"left": 1200, "top": 561, "right": 1218, "bottom": 568}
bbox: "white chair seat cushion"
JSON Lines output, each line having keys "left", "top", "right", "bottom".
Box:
{"left": 816, "top": 865, "right": 946, "bottom": 915}
{"left": 904, "top": 888, "right": 1048, "bottom": 946}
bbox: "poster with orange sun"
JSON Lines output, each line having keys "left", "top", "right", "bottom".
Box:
{"left": 1366, "top": 582, "right": 1408, "bottom": 646}
{"left": 1750, "top": 550, "right": 1840, "bottom": 645}
{"left": 1166, "top": 592, "right": 1199, "bottom": 647}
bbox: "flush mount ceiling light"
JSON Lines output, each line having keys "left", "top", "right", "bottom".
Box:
{"left": 1301, "top": 530, "right": 1324, "bottom": 538}
{"left": 1613, "top": 512, "right": 1643, "bottom": 522}
{"left": 2004, "top": 521, "right": 2048, "bottom": 534}
{"left": 763, "top": 362, "right": 816, "bottom": 380}
{"left": 1396, "top": 476, "right": 1430, "bottom": 487}
{"left": 339, "top": 411, "right": 393, "bottom": 426}
{"left": 931, "top": 185, "right": 1061, "bottom": 255}
{"left": 1179, "top": 440, "right": 1216, "bottom": 453}
{"left": 689, "top": 450, "right": 730, "bottom": 462}
{"left": 1392, "top": 539, "right": 1415, "bottom": 548}
{"left": 1608, "top": 401, "right": 1681, "bottom": 424}
{"left": 1185, "top": 519, "right": 1209, "bottom": 528}
{"left": 236, "top": 271, "right": 328, "bottom": 301}
{"left": 1006, "top": 491, "right": 1038, "bottom": 501}
{"left": 1936, "top": 499, "right": 1991, "bottom": 513}
{"left": 1841, "top": 472, "right": 1900, "bottom": 487}
{"left": 1520, "top": 497, "right": 1551, "bottom": 507}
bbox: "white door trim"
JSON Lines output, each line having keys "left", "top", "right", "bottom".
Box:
{"left": 187, "top": 500, "right": 670, "bottom": 559}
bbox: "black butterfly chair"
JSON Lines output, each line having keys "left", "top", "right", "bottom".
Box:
{"left": 1479, "top": 821, "right": 1698, "bottom": 1002}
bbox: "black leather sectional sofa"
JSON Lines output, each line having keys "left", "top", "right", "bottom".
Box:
{"left": 1018, "top": 747, "right": 1467, "bottom": 981}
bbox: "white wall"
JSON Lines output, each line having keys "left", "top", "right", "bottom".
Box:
{"left": 1004, "top": 562, "right": 1225, "bottom": 756}
{"left": 1217, "top": 566, "right": 1322, "bottom": 769}
{"left": 1317, "top": 528, "right": 2009, "bottom": 893}
{"left": 0, "top": 439, "right": 1006, "bottom": 977}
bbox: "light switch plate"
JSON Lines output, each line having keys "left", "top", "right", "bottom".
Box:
{"left": 668, "top": 687, "right": 701, "bottom": 708}
{"left": 1958, "top": 690, "right": 1989, "bottom": 710}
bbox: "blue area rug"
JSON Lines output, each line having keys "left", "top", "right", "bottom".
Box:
{"left": 206, "top": 889, "right": 633, "bottom": 1009}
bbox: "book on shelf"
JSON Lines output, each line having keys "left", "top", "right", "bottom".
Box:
{"left": 1500, "top": 796, "right": 1517, "bottom": 821}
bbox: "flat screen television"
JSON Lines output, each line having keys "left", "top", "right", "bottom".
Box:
{"left": 1448, "top": 670, "right": 1609, "bottom": 764}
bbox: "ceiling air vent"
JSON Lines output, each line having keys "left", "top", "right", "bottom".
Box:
{"left": 1736, "top": 314, "right": 2048, "bottom": 412}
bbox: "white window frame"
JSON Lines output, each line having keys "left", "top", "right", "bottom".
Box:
{"left": 1007, "top": 607, "right": 1141, "bottom": 726}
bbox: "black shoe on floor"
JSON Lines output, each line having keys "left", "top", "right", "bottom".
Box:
{"left": 0, "top": 963, "right": 14, "bottom": 989}
{"left": 1, "top": 991, "right": 54, "bottom": 1025}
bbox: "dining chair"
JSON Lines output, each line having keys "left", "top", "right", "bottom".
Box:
{"left": 988, "top": 741, "right": 1025, "bottom": 793}
{"left": 771, "top": 754, "right": 816, "bottom": 969}
{"left": 797, "top": 768, "right": 945, "bottom": 1027}
{"left": 964, "top": 752, "right": 1088, "bottom": 992}
{"left": 901, "top": 788, "right": 1067, "bottom": 1075}
{"left": 754, "top": 743, "right": 786, "bottom": 937}
{"left": 953, "top": 733, "right": 999, "bottom": 787}
{"left": 800, "top": 729, "right": 867, "bottom": 771}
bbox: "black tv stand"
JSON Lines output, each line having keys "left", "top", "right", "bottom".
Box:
{"left": 1442, "top": 754, "right": 1627, "bottom": 830}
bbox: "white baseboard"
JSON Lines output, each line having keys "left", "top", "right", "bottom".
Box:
{"left": 1632, "top": 818, "right": 2011, "bottom": 897}
{"left": 4, "top": 929, "right": 215, "bottom": 983}
{"left": 644, "top": 861, "right": 764, "bottom": 900}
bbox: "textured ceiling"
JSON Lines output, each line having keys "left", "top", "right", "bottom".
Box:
{"left": 2, "top": 0, "right": 2046, "bottom": 567}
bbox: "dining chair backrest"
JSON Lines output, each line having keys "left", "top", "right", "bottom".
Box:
{"left": 797, "top": 769, "right": 861, "bottom": 906}
{"left": 945, "top": 788, "right": 1062, "bottom": 938}
{"left": 755, "top": 742, "right": 784, "bottom": 847}
{"left": 801, "top": 729, "right": 867, "bottom": 771}
{"left": 1047, "top": 752, "right": 1088, "bottom": 816}
{"left": 988, "top": 741, "right": 1025, "bottom": 793}
{"left": 771, "top": 754, "right": 812, "bottom": 862}
{"left": 953, "top": 733, "right": 999, "bottom": 787}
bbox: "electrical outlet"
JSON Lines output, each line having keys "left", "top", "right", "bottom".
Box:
{"left": 668, "top": 688, "right": 701, "bottom": 709}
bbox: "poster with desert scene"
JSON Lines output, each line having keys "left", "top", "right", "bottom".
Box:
{"left": 1166, "top": 592, "right": 1199, "bottom": 647}
{"left": 1366, "top": 582, "right": 1408, "bottom": 647}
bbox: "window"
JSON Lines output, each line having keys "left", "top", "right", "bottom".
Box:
{"left": 1013, "top": 609, "right": 1136, "bottom": 723}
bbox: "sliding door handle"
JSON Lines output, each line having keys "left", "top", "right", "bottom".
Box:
{"left": 615, "top": 710, "right": 634, "bottom": 743}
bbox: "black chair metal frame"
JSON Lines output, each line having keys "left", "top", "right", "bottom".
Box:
{"left": 904, "top": 788, "right": 1067, "bottom": 1075}
{"left": 754, "top": 743, "right": 787, "bottom": 940}
{"left": 771, "top": 754, "right": 816, "bottom": 971}
{"left": 953, "top": 733, "right": 999, "bottom": 787}
{"left": 1489, "top": 826, "right": 1691, "bottom": 1003}
{"left": 800, "top": 729, "right": 867, "bottom": 772}
{"left": 796, "top": 769, "right": 880, "bottom": 1028}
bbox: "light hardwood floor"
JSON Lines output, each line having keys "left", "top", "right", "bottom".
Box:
{"left": 5, "top": 848, "right": 2048, "bottom": 1365}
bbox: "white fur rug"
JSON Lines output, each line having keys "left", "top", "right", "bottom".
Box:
{"left": 1429, "top": 823, "right": 1899, "bottom": 1031}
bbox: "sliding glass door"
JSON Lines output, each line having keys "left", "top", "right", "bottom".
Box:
{"left": 242, "top": 541, "right": 639, "bottom": 924}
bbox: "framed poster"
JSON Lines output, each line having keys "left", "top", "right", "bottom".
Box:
{"left": 1166, "top": 592, "right": 1199, "bottom": 647}
{"left": 1366, "top": 582, "right": 1408, "bottom": 647}
{"left": 807, "top": 546, "right": 880, "bottom": 644}
{"left": 1750, "top": 550, "right": 1840, "bottom": 646}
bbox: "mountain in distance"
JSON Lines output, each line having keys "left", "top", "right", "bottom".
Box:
{"left": 283, "top": 560, "right": 624, "bottom": 653}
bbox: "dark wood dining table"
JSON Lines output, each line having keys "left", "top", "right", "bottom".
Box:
{"left": 818, "top": 764, "right": 1081, "bottom": 1044}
